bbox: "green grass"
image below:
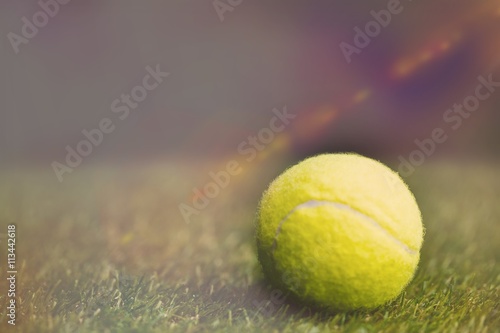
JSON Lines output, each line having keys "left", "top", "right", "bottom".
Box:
{"left": 0, "top": 160, "right": 498, "bottom": 332}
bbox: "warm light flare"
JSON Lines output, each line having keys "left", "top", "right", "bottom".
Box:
{"left": 294, "top": 106, "right": 338, "bottom": 139}
{"left": 390, "top": 35, "right": 461, "bottom": 79}
{"left": 352, "top": 89, "right": 372, "bottom": 105}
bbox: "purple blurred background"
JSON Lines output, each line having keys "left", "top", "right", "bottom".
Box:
{"left": 1, "top": 0, "right": 499, "bottom": 170}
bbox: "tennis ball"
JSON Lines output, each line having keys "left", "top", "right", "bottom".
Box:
{"left": 256, "top": 153, "right": 423, "bottom": 311}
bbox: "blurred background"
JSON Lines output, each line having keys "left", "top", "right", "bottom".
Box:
{"left": 1, "top": 0, "right": 499, "bottom": 173}
{"left": 1, "top": 2, "right": 499, "bottom": 330}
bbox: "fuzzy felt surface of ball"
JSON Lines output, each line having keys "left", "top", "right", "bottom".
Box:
{"left": 256, "top": 153, "right": 424, "bottom": 311}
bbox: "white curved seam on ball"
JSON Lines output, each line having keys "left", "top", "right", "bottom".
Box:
{"left": 271, "top": 200, "right": 417, "bottom": 256}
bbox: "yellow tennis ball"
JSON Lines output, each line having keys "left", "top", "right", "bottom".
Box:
{"left": 256, "top": 153, "right": 424, "bottom": 311}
